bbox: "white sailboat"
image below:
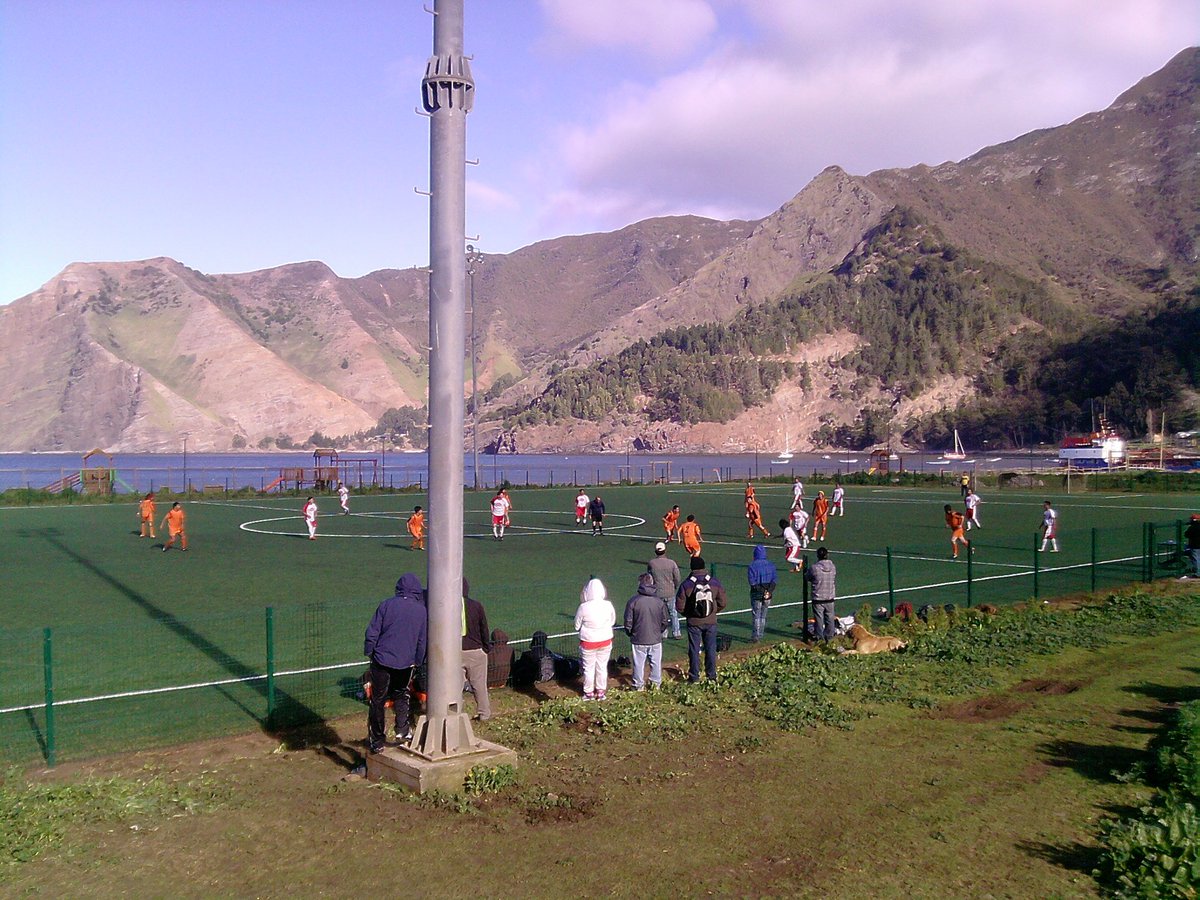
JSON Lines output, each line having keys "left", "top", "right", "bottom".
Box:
{"left": 772, "top": 428, "right": 794, "bottom": 463}
{"left": 943, "top": 429, "right": 968, "bottom": 461}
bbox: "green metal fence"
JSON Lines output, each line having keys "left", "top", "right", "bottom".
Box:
{"left": 1, "top": 518, "right": 1189, "bottom": 767}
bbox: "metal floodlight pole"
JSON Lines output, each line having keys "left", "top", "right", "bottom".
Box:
{"left": 467, "top": 245, "right": 484, "bottom": 491}
{"left": 413, "top": 0, "right": 477, "bottom": 759}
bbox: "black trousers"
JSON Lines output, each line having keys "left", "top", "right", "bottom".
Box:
{"left": 367, "top": 662, "right": 413, "bottom": 750}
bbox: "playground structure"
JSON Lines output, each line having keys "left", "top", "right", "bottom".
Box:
{"left": 42, "top": 448, "right": 133, "bottom": 494}
{"left": 868, "top": 448, "right": 906, "bottom": 476}
{"left": 264, "top": 448, "right": 380, "bottom": 493}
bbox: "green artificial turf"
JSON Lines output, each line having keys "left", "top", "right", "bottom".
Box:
{"left": 1, "top": 481, "right": 1194, "bottom": 765}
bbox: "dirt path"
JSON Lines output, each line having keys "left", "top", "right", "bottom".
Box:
{"left": 5, "top": 626, "right": 1197, "bottom": 897}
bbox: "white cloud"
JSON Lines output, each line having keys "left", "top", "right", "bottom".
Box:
{"left": 535, "top": 0, "right": 1199, "bottom": 236}
{"left": 467, "top": 179, "right": 521, "bottom": 212}
{"left": 539, "top": 0, "right": 717, "bottom": 59}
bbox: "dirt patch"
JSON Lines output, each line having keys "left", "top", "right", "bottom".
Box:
{"left": 1014, "top": 679, "right": 1083, "bottom": 696}
{"left": 931, "top": 694, "right": 1029, "bottom": 722}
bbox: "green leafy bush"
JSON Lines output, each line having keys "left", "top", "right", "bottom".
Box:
{"left": 1094, "top": 796, "right": 1200, "bottom": 898}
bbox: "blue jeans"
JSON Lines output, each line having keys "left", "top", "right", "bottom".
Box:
{"left": 751, "top": 598, "right": 769, "bottom": 641}
{"left": 631, "top": 643, "right": 663, "bottom": 688}
{"left": 687, "top": 623, "right": 718, "bottom": 682}
{"left": 813, "top": 601, "right": 837, "bottom": 642}
{"left": 1188, "top": 548, "right": 1200, "bottom": 577}
{"left": 664, "top": 599, "right": 682, "bottom": 638}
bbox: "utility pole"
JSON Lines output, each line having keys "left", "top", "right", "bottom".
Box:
{"left": 467, "top": 245, "right": 484, "bottom": 491}
{"left": 414, "top": 0, "right": 477, "bottom": 759}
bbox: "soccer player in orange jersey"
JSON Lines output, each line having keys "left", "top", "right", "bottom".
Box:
{"left": 407, "top": 506, "right": 425, "bottom": 551}
{"left": 811, "top": 491, "right": 830, "bottom": 541}
{"left": 679, "top": 514, "right": 703, "bottom": 558}
{"left": 160, "top": 501, "right": 188, "bottom": 552}
{"left": 745, "top": 496, "right": 771, "bottom": 538}
{"left": 138, "top": 492, "right": 157, "bottom": 538}
{"left": 944, "top": 504, "right": 971, "bottom": 559}
{"left": 744, "top": 482, "right": 755, "bottom": 505}
{"left": 663, "top": 505, "right": 681, "bottom": 542}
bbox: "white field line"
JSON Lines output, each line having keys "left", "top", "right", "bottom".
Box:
{"left": 0, "top": 554, "right": 1142, "bottom": 717}
{"left": 237, "top": 510, "right": 646, "bottom": 539}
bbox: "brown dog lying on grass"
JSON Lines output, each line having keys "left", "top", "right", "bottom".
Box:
{"left": 842, "top": 623, "right": 907, "bottom": 655}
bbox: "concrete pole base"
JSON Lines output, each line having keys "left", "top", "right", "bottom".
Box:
{"left": 409, "top": 711, "right": 479, "bottom": 759}
{"left": 366, "top": 739, "right": 518, "bottom": 794}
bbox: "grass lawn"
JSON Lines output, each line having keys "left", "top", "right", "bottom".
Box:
{"left": 1, "top": 482, "right": 1196, "bottom": 765}
{"left": 2, "top": 583, "right": 1197, "bottom": 897}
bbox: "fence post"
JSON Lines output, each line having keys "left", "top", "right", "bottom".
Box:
{"left": 802, "top": 555, "right": 810, "bottom": 639}
{"left": 966, "top": 544, "right": 973, "bottom": 607}
{"left": 1148, "top": 523, "right": 1157, "bottom": 581}
{"left": 265, "top": 607, "right": 276, "bottom": 725}
{"left": 886, "top": 547, "right": 895, "bottom": 615}
{"left": 1033, "top": 534, "right": 1040, "bottom": 600}
{"left": 43, "top": 627, "right": 56, "bottom": 767}
{"left": 1090, "top": 528, "right": 1098, "bottom": 593}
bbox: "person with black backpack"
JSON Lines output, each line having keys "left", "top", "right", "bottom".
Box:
{"left": 675, "top": 556, "right": 727, "bottom": 683}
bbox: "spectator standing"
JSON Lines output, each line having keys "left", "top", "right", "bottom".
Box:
{"left": 804, "top": 546, "right": 838, "bottom": 643}
{"left": 363, "top": 573, "right": 427, "bottom": 753}
{"left": 747, "top": 545, "right": 778, "bottom": 642}
{"left": 676, "top": 556, "right": 727, "bottom": 683}
{"left": 648, "top": 541, "right": 683, "bottom": 639}
{"left": 574, "top": 578, "right": 616, "bottom": 700}
{"left": 1182, "top": 514, "right": 1200, "bottom": 579}
{"left": 461, "top": 578, "right": 493, "bottom": 721}
{"left": 624, "top": 572, "right": 669, "bottom": 690}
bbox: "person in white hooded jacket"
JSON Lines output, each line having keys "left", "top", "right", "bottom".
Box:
{"left": 574, "top": 577, "right": 616, "bottom": 700}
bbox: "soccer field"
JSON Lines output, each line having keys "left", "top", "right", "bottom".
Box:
{"left": 1, "top": 482, "right": 1194, "bottom": 764}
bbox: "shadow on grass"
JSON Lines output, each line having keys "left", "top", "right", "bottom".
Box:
{"left": 34, "top": 528, "right": 339, "bottom": 761}
{"left": 1038, "top": 739, "right": 1147, "bottom": 783}
{"left": 1017, "top": 838, "right": 1102, "bottom": 880}
{"left": 1123, "top": 681, "right": 1200, "bottom": 705}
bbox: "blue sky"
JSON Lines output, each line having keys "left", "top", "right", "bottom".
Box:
{"left": 1, "top": 0, "right": 1196, "bottom": 303}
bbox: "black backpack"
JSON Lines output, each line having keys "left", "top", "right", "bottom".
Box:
{"left": 691, "top": 575, "right": 715, "bottom": 618}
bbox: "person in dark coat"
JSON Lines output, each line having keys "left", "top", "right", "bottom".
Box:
{"left": 747, "top": 544, "right": 778, "bottom": 642}
{"left": 624, "top": 572, "right": 670, "bottom": 689}
{"left": 675, "top": 556, "right": 728, "bottom": 683}
{"left": 589, "top": 495, "right": 606, "bottom": 535}
{"left": 461, "top": 577, "right": 493, "bottom": 721}
{"left": 363, "top": 573, "right": 427, "bottom": 753}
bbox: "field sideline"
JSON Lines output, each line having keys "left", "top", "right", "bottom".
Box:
{"left": 1, "top": 481, "right": 1194, "bottom": 763}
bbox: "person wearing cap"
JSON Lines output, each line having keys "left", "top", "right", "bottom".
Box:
{"left": 675, "top": 556, "right": 727, "bottom": 683}
{"left": 1183, "top": 513, "right": 1200, "bottom": 579}
{"left": 648, "top": 541, "right": 682, "bottom": 639}
{"left": 804, "top": 547, "right": 838, "bottom": 643}
{"left": 624, "top": 572, "right": 669, "bottom": 690}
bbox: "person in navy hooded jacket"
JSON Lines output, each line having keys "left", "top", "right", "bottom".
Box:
{"left": 747, "top": 545, "right": 778, "bottom": 642}
{"left": 364, "top": 573, "right": 427, "bottom": 753}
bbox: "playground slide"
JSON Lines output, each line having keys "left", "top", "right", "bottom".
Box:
{"left": 264, "top": 476, "right": 286, "bottom": 493}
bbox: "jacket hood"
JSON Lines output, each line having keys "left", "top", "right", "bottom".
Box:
{"left": 637, "top": 572, "right": 657, "bottom": 595}
{"left": 394, "top": 573, "right": 424, "bottom": 601}
{"left": 753, "top": 544, "right": 768, "bottom": 560}
{"left": 580, "top": 577, "right": 607, "bottom": 604}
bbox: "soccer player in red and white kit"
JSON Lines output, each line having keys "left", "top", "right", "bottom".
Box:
{"left": 575, "top": 489, "right": 590, "bottom": 526}
{"left": 490, "top": 490, "right": 511, "bottom": 541}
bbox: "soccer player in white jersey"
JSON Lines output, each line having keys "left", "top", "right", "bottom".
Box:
{"left": 790, "top": 505, "right": 810, "bottom": 548}
{"left": 338, "top": 483, "right": 350, "bottom": 515}
{"left": 575, "top": 489, "right": 590, "bottom": 526}
{"left": 792, "top": 477, "right": 804, "bottom": 508}
{"left": 831, "top": 483, "right": 846, "bottom": 516}
{"left": 303, "top": 496, "right": 318, "bottom": 540}
{"left": 1039, "top": 501, "right": 1058, "bottom": 552}
{"left": 779, "top": 518, "right": 803, "bottom": 572}
{"left": 964, "top": 490, "right": 982, "bottom": 529}
{"left": 490, "top": 490, "right": 510, "bottom": 541}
